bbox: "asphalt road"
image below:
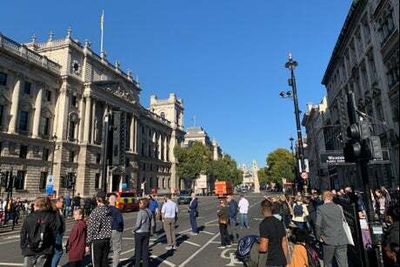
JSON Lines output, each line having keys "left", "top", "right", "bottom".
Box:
{"left": 0, "top": 193, "right": 267, "bottom": 267}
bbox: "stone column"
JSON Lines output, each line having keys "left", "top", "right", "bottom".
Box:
{"left": 164, "top": 136, "right": 168, "bottom": 161}
{"left": 83, "top": 96, "right": 91, "bottom": 143}
{"left": 134, "top": 117, "right": 138, "bottom": 153}
{"left": 78, "top": 97, "right": 85, "bottom": 142}
{"left": 130, "top": 116, "right": 135, "bottom": 151}
{"left": 158, "top": 133, "right": 162, "bottom": 160}
{"left": 32, "top": 86, "right": 43, "bottom": 138}
{"left": 8, "top": 78, "right": 22, "bottom": 134}
{"left": 91, "top": 99, "right": 96, "bottom": 143}
{"left": 169, "top": 130, "right": 177, "bottom": 193}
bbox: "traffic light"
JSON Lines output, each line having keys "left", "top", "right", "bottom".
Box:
{"left": 344, "top": 123, "right": 363, "bottom": 162}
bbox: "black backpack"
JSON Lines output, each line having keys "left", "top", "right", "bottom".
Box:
{"left": 236, "top": 235, "right": 259, "bottom": 263}
{"left": 27, "top": 217, "right": 50, "bottom": 252}
{"left": 293, "top": 203, "right": 304, "bottom": 217}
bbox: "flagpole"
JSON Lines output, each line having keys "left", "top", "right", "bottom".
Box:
{"left": 100, "top": 10, "right": 104, "bottom": 56}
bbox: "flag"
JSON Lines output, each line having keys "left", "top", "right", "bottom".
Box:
{"left": 100, "top": 10, "right": 104, "bottom": 32}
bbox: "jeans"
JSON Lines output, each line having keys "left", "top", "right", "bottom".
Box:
{"left": 51, "top": 234, "right": 63, "bottom": 267}
{"left": 111, "top": 230, "right": 122, "bottom": 267}
{"left": 24, "top": 254, "right": 52, "bottom": 267}
{"left": 189, "top": 211, "right": 198, "bottom": 233}
{"left": 228, "top": 217, "right": 238, "bottom": 242}
{"left": 135, "top": 232, "right": 150, "bottom": 267}
{"left": 239, "top": 213, "right": 248, "bottom": 228}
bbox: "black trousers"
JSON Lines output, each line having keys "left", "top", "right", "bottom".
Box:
{"left": 68, "top": 261, "right": 82, "bottom": 267}
{"left": 135, "top": 232, "right": 150, "bottom": 267}
{"left": 219, "top": 223, "right": 230, "bottom": 246}
{"left": 91, "top": 239, "right": 110, "bottom": 267}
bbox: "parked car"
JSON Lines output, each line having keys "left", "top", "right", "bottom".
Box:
{"left": 177, "top": 190, "right": 192, "bottom": 205}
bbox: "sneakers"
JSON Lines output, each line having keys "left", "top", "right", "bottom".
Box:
{"left": 172, "top": 245, "right": 177, "bottom": 250}
{"left": 189, "top": 232, "right": 199, "bottom": 236}
{"left": 218, "top": 246, "right": 226, "bottom": 249}
{"left": 165, "top": 246, "right": 173, "bottom": 250}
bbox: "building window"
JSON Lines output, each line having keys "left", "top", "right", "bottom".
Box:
{"left": 23, "top": 81, "right": 31, "bottom": 95}
{"left": 68, "top": 121, "right": 76, "bottom": 141}
{"left": 71, "top": 95, "right": 78, "bottom": 108}
{"left": 361, "top": 16, "right": 371, "bottom": 46}
{"left": 19, "top": 145, "right": 28, "bottom": 159}
{"left": 377, "top": 7, "right": 396, "bottom": 45}
{"left": 40, "top": 117, "right": 51, "bottom": 136}
{"left": 69, "top": 150, "right": 75, "bottom": 163}
{"left": 96, "top": 153, "right": 101, "bottom": 164}
{"left": 386, "top": 53, "right": 400, "bottom": 89}
{"left": 0, "top": 72, "right": 7, "bottom": 86}
{"left": 95, "top": 173, "right": 101, "bottom": 189}
{"left": 0, "top": 105, "right": 4, "bottom": 127}
{"left": 42, "top": 148, "right": 50, "bottom": 161}
{"left": 45, "top": 90, "right": 52, "bottom": 102}
{"left": 15, "top": 171, "right": 26, "bottom": 190}
{"left": 160, "top": 112, "right": 165, "bottom": 119}
{"left": 39, "top": 172, "right": 48, "bottom": 190}
{"left": 19, "top": 111, "right": 29, "bottom": 132}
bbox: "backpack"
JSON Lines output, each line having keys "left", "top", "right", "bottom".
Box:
{"left": 236, "top": 235, "right": 259, "bottom": 263}
{"left": 302, "top": 244, "right": 321, "bottom": 267}
{"left": 27, "top": 217, "right": 50, "bottom": 252}
{"left": 293, "top": 203, "right": 304, "bottom": 217}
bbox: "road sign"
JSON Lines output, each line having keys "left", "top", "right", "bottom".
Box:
{"left": 301, "top": 172, "right": 308, "bottom": 180}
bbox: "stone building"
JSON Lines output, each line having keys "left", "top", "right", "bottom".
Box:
{"left": 182, "top": 126, "right": 223, "bottom": 193}
{"left": 302, "top": 97, "right": 332, "bottom": 190}
{"left": 321, "top": 0, "right": 399, "bottom": 189}
{"left": 0, "top": 31, "right": 185, "bottom": 198}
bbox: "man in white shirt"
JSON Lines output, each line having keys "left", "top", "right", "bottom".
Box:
{"left": 161, "top": 195, "right": 179, "bottom": 250}
{"left": 238, "top": 195, "right": 249, "bottom": 229}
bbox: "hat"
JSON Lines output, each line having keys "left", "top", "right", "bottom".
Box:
{"left": 96, "top": 191, "right": 106, "bottom": 200}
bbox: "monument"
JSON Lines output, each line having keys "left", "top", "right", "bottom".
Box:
{"left": 252, "top": 160, "right": 260, "bottom": 193}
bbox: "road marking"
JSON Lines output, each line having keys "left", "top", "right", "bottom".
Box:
{"left": 122, "top": 237, "right": 135, "bottom": 240}
{"left": 4, "top": 234, "right": 19, "bottom": 240}
{"left": 0, "top": 263, "right": 23, "bottom": 266}
{"left": 120, "top": 248, "right": 135, "bottom": 256}
{"left": 210, "top": 241, "right": 220, "bottom": 244}
{"left": 150, "top": 255, "right": 176, "bottom": 267}
{"left": 178, "top": 232, "right": 220, "bottom": 267}
{"left": 221, "top": 248, "right": 242, "bottom": 266}
{"left": 201, "top": 230, "right": 216, "bottom": 235}
{"left": 183, "top": 240, "right": 201, "bottom": 247}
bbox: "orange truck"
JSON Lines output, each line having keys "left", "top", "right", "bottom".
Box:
{"left": 214, "top": 180, "right": 233, "bottom": 198}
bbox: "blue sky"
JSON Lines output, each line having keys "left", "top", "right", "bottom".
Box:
{"left": 1, "top": 1, "right": 351, "bottom": 167}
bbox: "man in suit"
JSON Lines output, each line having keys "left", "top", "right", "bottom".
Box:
{"left": 316, "top": 191, "right": 349, "bottom": 267}
{"left": 188, "top": 193, "right": 198, "bottom": 235}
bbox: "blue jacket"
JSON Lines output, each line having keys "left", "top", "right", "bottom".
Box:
{"left": 149, "top": 199, "right": 158, "bottom": 213}
{"left": 109, "top": 205, "right": 124, "bottom": 232}
{"left": 228, "top": 199, "right": 238, "bottom": 218}
{"left": 189, "top": 198, "right": 198, "bottom": 212}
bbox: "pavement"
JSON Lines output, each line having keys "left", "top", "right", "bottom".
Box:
{"left": 0, "top": 192, "right": 268, "bottom": 267}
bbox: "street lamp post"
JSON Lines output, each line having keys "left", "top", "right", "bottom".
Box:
{"left": 289, "top": 137, "right": 295, "bottom": 156}
{"left": 102, "top": 112, "right": 110, "bottom": 193}
{"left": 281, "top": 53, "right": 307, "bottom": 193}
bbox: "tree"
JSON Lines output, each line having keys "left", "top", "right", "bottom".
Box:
{"left": 258, "top": 167, "right": 268, "bottom": 185}
{"left": 174, "top": 142, "right": 212, "bottom": 187}
{"left": 208, "top": 154, "right": 242, "bottom": 185}
{"left": 264, "top": 148, "right": 295, "bottom": 185}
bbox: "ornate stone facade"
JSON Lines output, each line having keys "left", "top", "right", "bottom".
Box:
{"left": 0, "top": 31, "right": 185, "bottom": 198}
{"left": 321, "top": 0, "right": 399, "bottom": 189}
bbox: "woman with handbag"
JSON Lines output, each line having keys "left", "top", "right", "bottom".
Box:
{"left": 217, "top": 199, "right": 231, "bottom": 249}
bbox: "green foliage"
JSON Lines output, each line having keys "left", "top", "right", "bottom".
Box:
{"left": 264, "top": 148, "right": 295, "bottom": 185}
{"left": 174, "top": 141, "right": 212, "bottom": 180}
{"left": 174, "top": 143, "right": 241, "bottom": 185}
{"left": 258, "top": 167, "right": 268, "bottom": 185}
{"left": 208, "top": 154, "right": 242, "bottom": 185}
